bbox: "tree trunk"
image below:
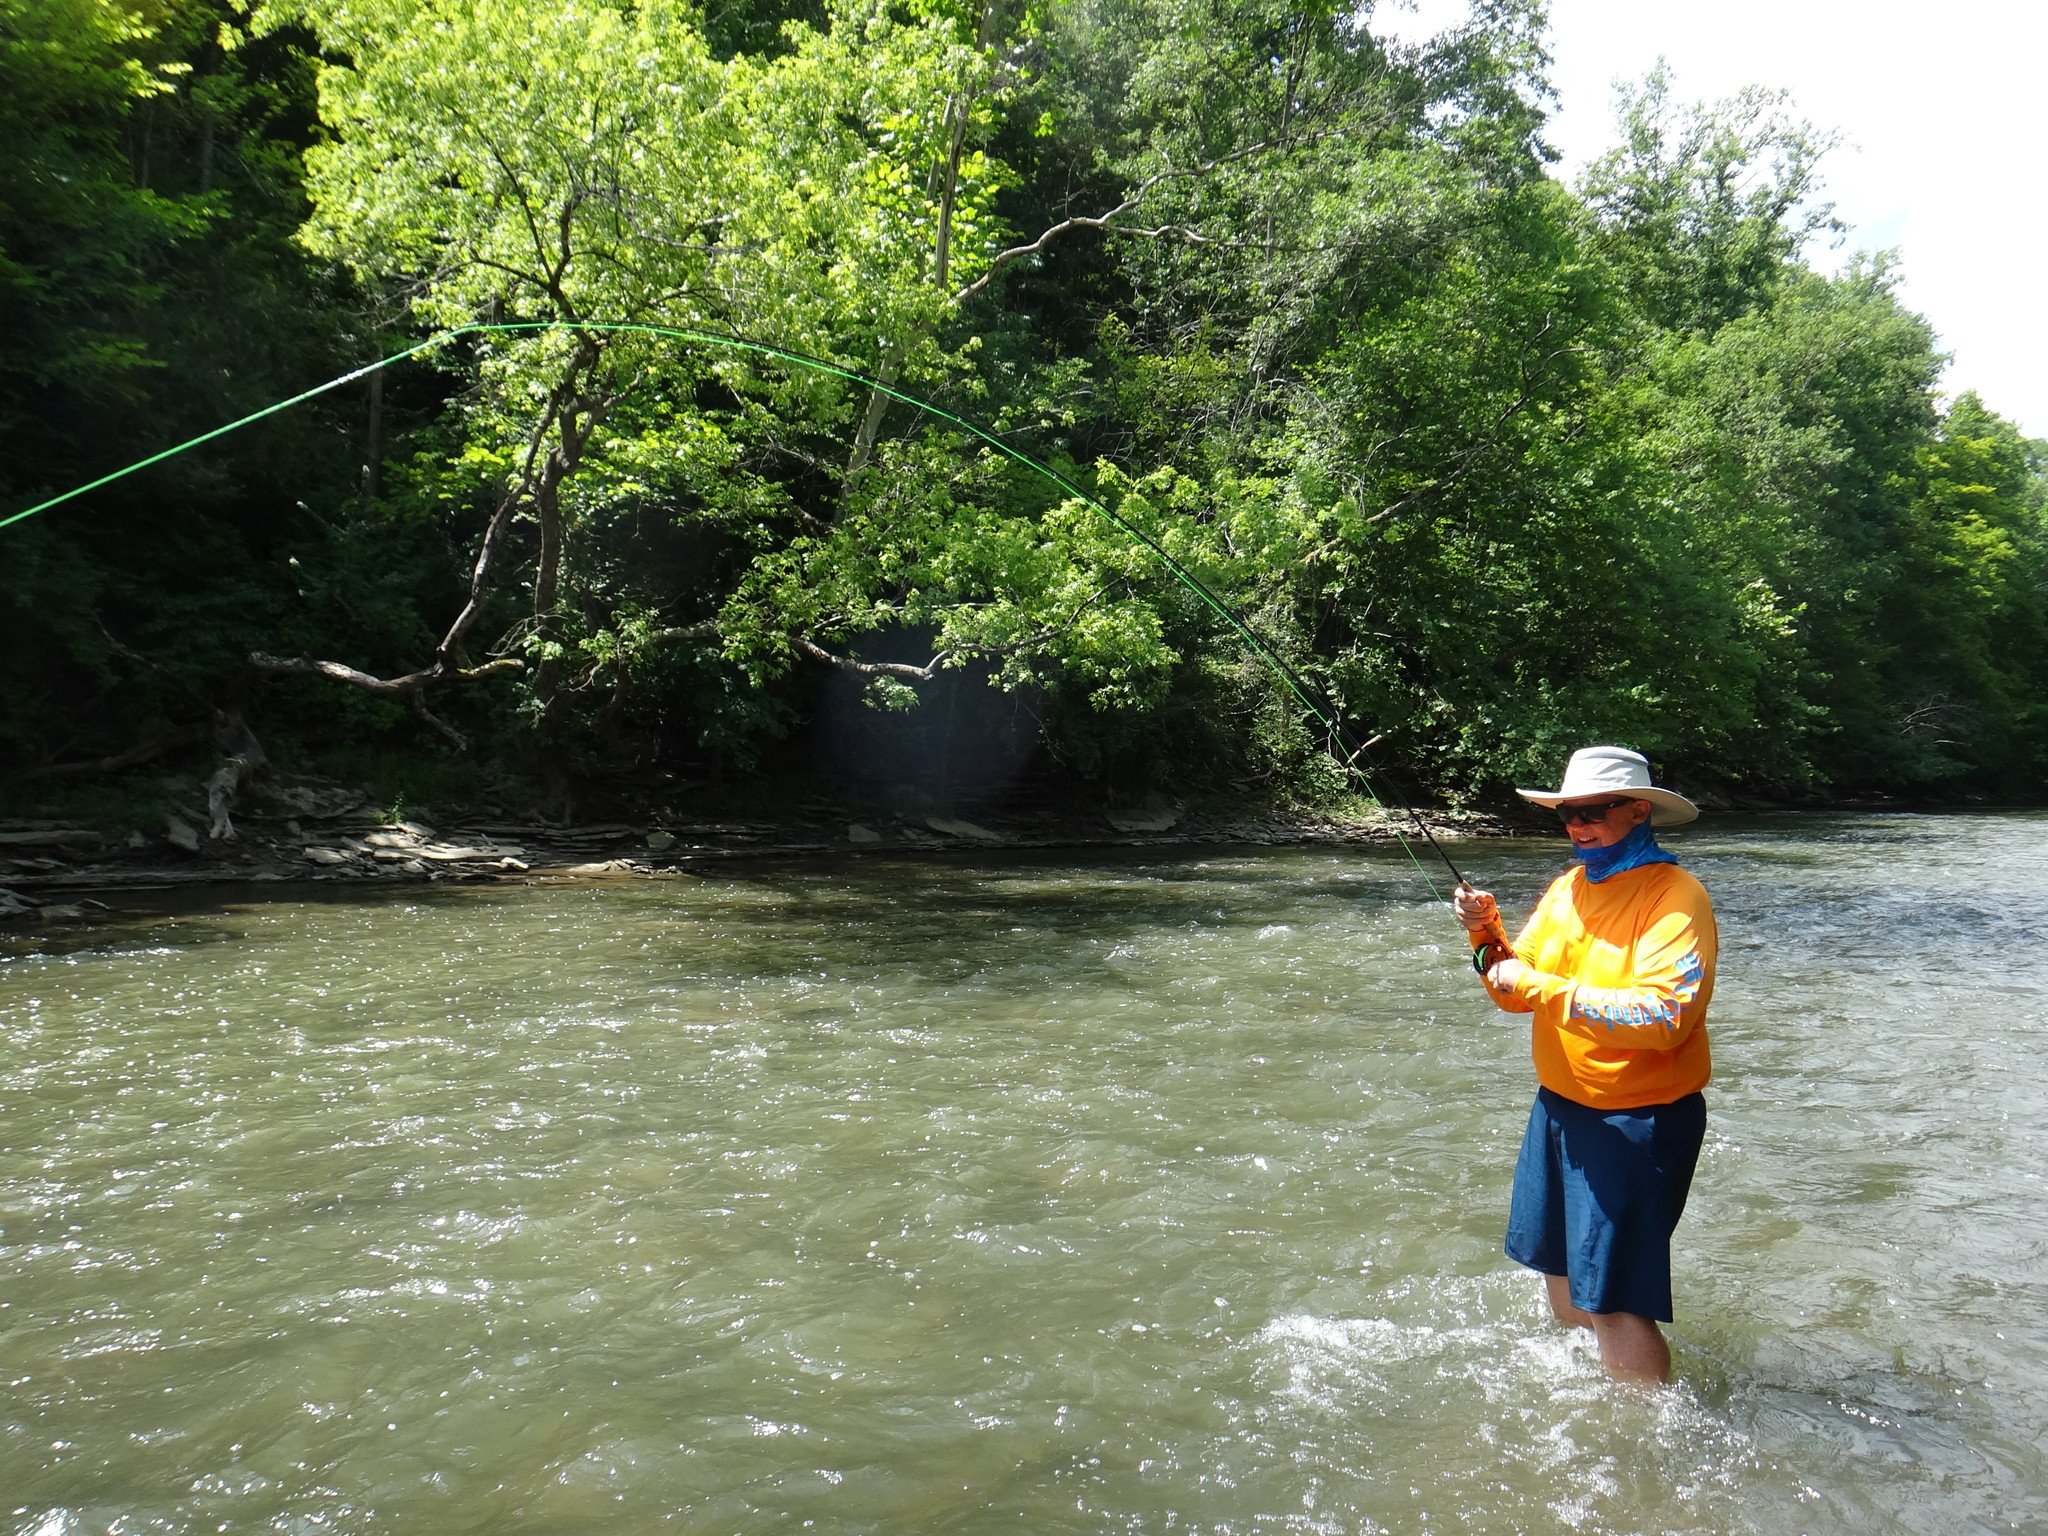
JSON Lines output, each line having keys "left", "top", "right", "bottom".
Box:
{"left": 529, "top": 393, "right": 599, "bottom": 721}
{"left": 850, "top": 0, "right": 997, "bottom": 479}
{"left": 205, "top": 711, "right": 270, "bottom": 843}
{"left": 847, "top": 352, "right": 896, "bottom": 477}
{"left": 932, "top": 0, "right": 999, "bottom": 292}
{"left": 246, "top": 346, "right": 602, "bottom": 733}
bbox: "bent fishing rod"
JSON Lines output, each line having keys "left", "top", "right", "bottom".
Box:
{"left": 3, "top": 318, "right": 1490, "bottom": 910}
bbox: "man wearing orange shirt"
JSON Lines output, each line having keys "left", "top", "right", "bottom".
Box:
{"left": 1452, "top": 746, "right": 1717, "bottom": 1384}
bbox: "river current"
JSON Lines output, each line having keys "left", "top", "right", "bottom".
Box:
{"left": 2, "top": 812, "right": 2044, "bottom": 1533}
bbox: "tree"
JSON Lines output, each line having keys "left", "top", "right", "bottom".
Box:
{"left": 0, "top": 0, "right": 354, "bottom": 782}
{"left": 0, "top": 0, "right": 194, "bottom": 452}
{"left": 257, "top": 0, "right": 1012, "bottom": 770}
{"left": 13, "top": 0, "right": 2042, "bottom": 815}
{"left": 1882, "top": 393, "right": 2048, "bottom": 788}
{"left": 1618, "top": 263, "right": 1942, "bottom": 787}
{"left": 1578, "top": 65, "right": 1838, "bottom": 336}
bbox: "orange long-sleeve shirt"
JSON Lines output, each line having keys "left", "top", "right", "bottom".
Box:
{"left": 1482, "top": 861, "right": 1716, "bottom": 1110}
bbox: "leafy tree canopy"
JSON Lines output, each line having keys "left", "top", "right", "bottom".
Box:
{"left": 5, "top": 0, "right": 2044, "bottom": 812}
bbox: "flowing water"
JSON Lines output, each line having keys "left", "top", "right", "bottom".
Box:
{"left": 3, "top": 812, "right": 2045, "bottom": 1534}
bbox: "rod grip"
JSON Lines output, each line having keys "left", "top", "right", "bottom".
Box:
{"left": 1457, "top": 881, "right": 1512, "bottom": 972}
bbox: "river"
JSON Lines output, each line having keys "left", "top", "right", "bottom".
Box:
{"left": 2, "top": 812, "right": 2043, "bottom": 1533}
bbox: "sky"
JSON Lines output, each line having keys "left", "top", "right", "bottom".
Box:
{"left": 1386, "top": 0, "right": 2048, "bottom": 438}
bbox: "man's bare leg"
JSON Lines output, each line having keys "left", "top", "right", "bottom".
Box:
{"left": 1544, "top": 1274, "right": 1594, "bottom": 1330}
{"left": 1587, "top": 1311, "right": 1670, "bottom": 1384}
{"left": 1544, "top": 1279, "right": 1671, "bottom": 1383}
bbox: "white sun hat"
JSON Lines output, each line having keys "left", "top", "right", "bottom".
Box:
{"left": 1515, "top": 746, "right": 1699, "bottom": 827}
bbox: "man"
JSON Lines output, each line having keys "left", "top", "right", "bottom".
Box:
{"left": 1452, "top": 745, "right": 1717, "bottom": 1384}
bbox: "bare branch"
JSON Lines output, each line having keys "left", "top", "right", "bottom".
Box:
{"left": 648, "top": 621, "right": 721, "bottom": 645}
{"left": 411, "top": 693, "right": 470, "bottom": 751}
{"left": 469, "top": 253, "right": 555, "bottom": 293}
{"left": 795, "top": 638, "right": 938, "bottom": 681}
{"left": 248, "top": 653, "right": 525, "bottom": 694}
{"left": 955, "top": 119, "right": 1374, "bottom": 302}
{"left": 794, "top": 608, "right": 1085, "bottom": 683}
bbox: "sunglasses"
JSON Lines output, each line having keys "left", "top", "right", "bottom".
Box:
{"left": 1555, "top": 798, "right": 1632, "bottom": 826}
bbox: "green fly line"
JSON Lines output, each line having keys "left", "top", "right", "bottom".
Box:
{"left": 3, "top": 318, "right": 1468, "bottom": 898}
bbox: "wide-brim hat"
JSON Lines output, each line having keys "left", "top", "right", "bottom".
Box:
{"left": 1515, "top": 746, "right": 1699, "bottom": 827}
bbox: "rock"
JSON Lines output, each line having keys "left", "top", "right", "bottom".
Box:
{"left": 34, "top": 904, "right": 87, "bottom": 922}
{"left": 847, "top": 823, "right": 882, "bottom": 844}
{"left": 645, "top": 830, "right": 677, "bottom": 852}
{"left": 165, "top": 816, "right": 202, "bottom": 853}
{"left": 256, "top": 781, "right": 365, "bottom": 819}
{"left": 127, "top": 830, "right": 147, "bottom": 849}
{"left": 364, "top": 830, "right": 416, "bottom": 849}
{"left": 371, "top": 848, "right": 407, "bottom": 862}
{"left": 395, "top": 820, "right": 438, "bottom": 839}
{"left": 566, "top": 860, "right": 633, "bottom": 875}
{"left": 1106, "top": 804, "right": 1181, "bottom": 833}
{"left": 0, "top": 888, "right": 35, "bottom": 917}
{"left": 303, "top": 846, "right": 352, "bottom": 865}
{"left": 497, "top": 857, "right": 529, "bottom": 872}
{"left": 927, "top": 816, "right": 1002, "bottom": 843}
{"left": 0, "top": 828, "right": 102, "bottom": 847}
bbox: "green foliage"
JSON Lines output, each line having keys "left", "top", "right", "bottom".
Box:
{"left": 0, "top": 0, "right": 358, "bottom": 776}
{"left": 1880, "top": 394, "right": 2048, "bottom": 788}
{"left": 1579, "top": 65, "right": 1839, "bottom": 335}
{"left": 1618, "top": 262, "right": 1946, "bottom": 786}
{"left": 6, "top": 1, "right": 2045, "bottom": 810}
{"left": 0, "top": 0, "right": 195, "bottom": 439}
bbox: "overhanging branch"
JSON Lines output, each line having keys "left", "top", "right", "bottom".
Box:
{"left": 248, "top": 653, "right": 525, "bottom": 695}
{"left": 795, "top": 638, "right": 939, "bottom": 681}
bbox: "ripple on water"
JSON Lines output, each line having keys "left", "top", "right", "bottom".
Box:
{"left": 3, "top": 824, "right": 2047, "bottom": 1533}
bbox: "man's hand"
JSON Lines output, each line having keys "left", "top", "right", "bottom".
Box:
{"left": 1453, "top": 883, "right": 1499, "bottom": 934}
{"left": 1484, "top": 956, "right": 1529, "bottom": 992}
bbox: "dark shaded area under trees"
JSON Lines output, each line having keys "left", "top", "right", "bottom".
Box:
{"left": 4, "top": 0, "right": 2044, "bottom": 837}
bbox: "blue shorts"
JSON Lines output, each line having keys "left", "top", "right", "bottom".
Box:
{"left": 1505, "top": 1086, "right": 1706, "bottom": 1323}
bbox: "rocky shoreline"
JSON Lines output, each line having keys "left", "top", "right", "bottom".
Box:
{"left": 0, "top": 776, "right": 1522, "bottom": 928}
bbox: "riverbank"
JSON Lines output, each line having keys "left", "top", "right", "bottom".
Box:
{"left": 3, "top": 761, "right": 1948, "bottom": 928}
{"left": 0, "top": 774, "right": 1536, "bottom": 925}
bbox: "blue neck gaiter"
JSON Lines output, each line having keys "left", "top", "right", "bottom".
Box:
{"left": 1574, "top": 819, "right": 1677, "bottom": 883}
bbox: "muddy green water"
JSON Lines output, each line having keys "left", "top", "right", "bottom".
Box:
{"left": 3, "top": 813, "right": 2045, "bottom": 1534}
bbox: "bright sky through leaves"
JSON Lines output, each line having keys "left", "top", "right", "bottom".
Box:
{"left": 1390, "top": 0, "right": 2048, "bottom": 436}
